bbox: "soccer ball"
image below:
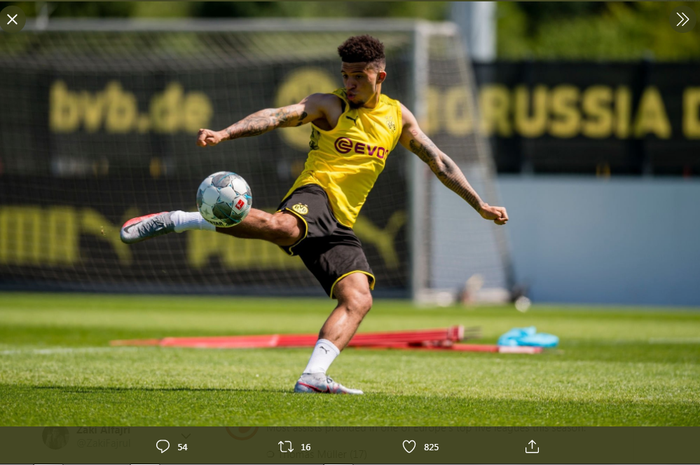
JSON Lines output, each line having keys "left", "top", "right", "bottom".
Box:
{"left": 196, "top": 171, "right": 252, "bottom": 227}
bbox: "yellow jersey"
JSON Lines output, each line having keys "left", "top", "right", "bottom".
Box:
{"left": 284, "top": 88, "right": 403, "bottom": 228}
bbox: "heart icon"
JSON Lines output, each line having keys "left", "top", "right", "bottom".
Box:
{"left": 402, "top": 439, "right": 416, "bottom": 454}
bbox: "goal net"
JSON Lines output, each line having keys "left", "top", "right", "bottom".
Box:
{"left": 0, "top": 19, "right": 512, "bottom": 301}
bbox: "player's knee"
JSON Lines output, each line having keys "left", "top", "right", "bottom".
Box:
{"left": 360, "top": 292, "right": 373, "bottom": 314}
{"left": 343, "top": 287, "right": 372, "bottom": 317}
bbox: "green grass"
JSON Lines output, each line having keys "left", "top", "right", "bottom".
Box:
{"left": 1, "top": 293, "right": 699, "bottom": 426}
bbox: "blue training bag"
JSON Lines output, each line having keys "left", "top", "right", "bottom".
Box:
{"left": 497, "top": 326, "right": 559, "bottom": 348}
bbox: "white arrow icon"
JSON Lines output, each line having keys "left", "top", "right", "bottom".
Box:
{"left": 677, "top": 11, "right": 690, "bottom": 27}
{"left": 525, "top": 439, "right": 539, "bottom": 454}
{"left": 278, "top": 440, "right": 294, "bottom": 453}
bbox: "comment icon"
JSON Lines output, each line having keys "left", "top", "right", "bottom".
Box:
{"left": 156, "top": 439, "right": 170, "bottom": 453}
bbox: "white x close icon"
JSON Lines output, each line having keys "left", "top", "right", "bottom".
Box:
{"left": 7, "top": 13, "right": 18, "bottom": 25}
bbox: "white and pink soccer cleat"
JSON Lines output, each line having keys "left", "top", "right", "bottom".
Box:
{"left": 294, "top": 372, "right": 363, "bottom": 395}
{"left": 120, "top": 211, "right": 175, "bottom": 244}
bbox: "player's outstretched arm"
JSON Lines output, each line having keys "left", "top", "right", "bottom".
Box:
{"left": 196, "top": 93, "right": 330, "bottom": 147}
{"left": 399, "top": 104, "right": 508, "bottom": 225}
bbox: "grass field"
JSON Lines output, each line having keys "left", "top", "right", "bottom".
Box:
{"left": 1, "top": 292, "right": 699, "bottom": 426}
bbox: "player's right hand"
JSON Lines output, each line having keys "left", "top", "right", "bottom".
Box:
{"left": 197, "top": 128, "right": 223, "bottom": 147}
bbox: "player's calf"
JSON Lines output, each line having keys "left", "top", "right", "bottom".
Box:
{"left": 120, "top": 209, "right": 302, "bottom": 246}
{"left": 319, "top": 274, "right": 373, "bottom": 348}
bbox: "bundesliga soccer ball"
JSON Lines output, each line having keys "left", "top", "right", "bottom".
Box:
{"left": 196, "top": 171, "right": 252, "bottom": 227}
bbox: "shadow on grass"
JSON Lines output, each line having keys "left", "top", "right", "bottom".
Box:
{"left": 4, "top": 384, "right": 699, "bottom": 425}
{"left": 35, "top": 385, "right": 289, "bottom": 394}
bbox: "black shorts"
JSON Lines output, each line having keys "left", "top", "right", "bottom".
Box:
{"left": 277, "top": 184, "right": 375, "bottom": 299}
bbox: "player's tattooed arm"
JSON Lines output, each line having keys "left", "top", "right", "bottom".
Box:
{"left": 197, "top": 94, "right": 330, "bottom": 147}
{"left": 399, "top": 103, "right": 508, "bottom": 225}
{"left": 407, "top": 132, "right": 484, "bottom": 212}
{"left": 221, "top": 105, "right": 309, "bottom": 140}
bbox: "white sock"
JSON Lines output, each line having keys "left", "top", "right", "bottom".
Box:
{"left": 303, "top": 339, "right": 340, "bottom": 374}
{"left": 172, "top": 210, "right": 215, "bottom": 233}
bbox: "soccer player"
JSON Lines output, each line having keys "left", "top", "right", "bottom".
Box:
{"left": 120, "top": 35, "right": 508, "bottom": 395}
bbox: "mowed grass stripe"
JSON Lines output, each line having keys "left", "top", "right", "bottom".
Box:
{"left": 0, "top": 293, "right": 699, "bottom": 426}
{"left": 2, "top": 384, "right": 698, "bottom": 426}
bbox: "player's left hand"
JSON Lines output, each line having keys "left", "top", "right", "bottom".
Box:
{"left": 479, "top": 204, "right": 508, "bottom": 225}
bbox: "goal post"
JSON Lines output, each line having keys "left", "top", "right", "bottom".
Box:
{"left": 411, "top": 24, "right": 515, "bottom": 304}
{"left": 0, "top": 19, "right": 512, "bottom": 302}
